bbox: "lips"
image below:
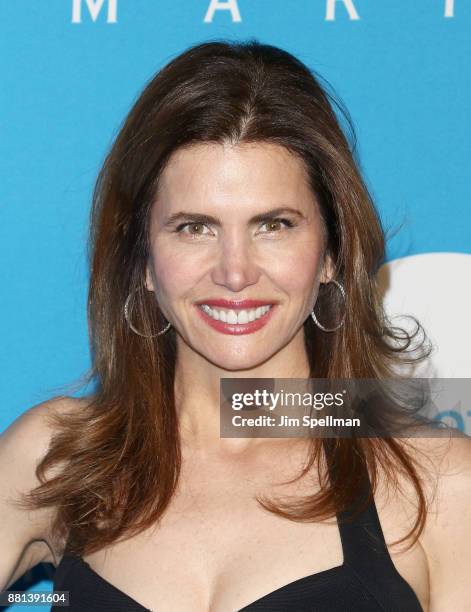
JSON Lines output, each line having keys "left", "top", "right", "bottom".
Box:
{"left": 195, "top": 298, "right": 276, "bottom": 309}
{"left": 194, "top": 302, "right": 277, "bottom": 335}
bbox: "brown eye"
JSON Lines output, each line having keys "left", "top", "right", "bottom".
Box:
{"left": 260, "top": 218, "right": 295, "bottom": 232}
{"left": 175, "top": 222, "right": 210, "bottom": 236}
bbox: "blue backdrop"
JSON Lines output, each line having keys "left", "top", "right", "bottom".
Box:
{"left": 1, "top": 1, "right": 470, "bottom": 607}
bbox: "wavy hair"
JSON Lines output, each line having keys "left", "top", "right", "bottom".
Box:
{"left": 19, "top": 39, "right": 436, "bottom": 557}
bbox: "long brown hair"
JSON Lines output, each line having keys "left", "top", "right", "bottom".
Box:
{"left": 20, "top": 39, "right": 436, "bottom": 557}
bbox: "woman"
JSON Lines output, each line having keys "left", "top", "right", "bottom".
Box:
{"left": 1, "top": 39, "right": 470, "bottom": 612}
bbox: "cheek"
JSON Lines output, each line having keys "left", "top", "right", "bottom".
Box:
{"left": 149, "top": 244, "right": 198, "bottom": 296}
{"left": 271, "top": 243, "right": 322, "bottom": 293}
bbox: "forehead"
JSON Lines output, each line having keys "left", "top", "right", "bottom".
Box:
{"left": 153, "top": 142, "right": 316, "bottom": 214}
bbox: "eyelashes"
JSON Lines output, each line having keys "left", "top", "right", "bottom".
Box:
{"left": 174, "top": 217, "right": 296, "bottom": 236}
{"left": 264, "top": 218, "right": 296, "bottom": 230}
{"left": 174, "top": 222, "right": 208, "bottom": 235}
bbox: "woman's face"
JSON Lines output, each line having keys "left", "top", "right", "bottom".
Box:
{"left": 146, "top": 142, "right": 333, "bottom": 371}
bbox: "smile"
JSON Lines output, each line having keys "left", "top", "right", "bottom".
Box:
{"left": 194, "top": 302, "right": 276, "bottom": 335}
{"left": 199, "top": 304, "right": 272, "bottom": 324}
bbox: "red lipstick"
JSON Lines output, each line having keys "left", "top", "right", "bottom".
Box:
{"left": 195, "top": 298, "right": 275, "bottom": 310}
{"left": 194, "top": 300, "right": 278, "bottom": 335}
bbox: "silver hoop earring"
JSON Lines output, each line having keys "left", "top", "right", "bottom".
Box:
{"left": 310, "top": 279, "right": 346, "bottom": 333}
{"left": 124, "top": 290, "right": 172, "bottom": 338}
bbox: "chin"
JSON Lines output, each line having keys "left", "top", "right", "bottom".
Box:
{"left": 203, "top": 348, "right": 276, "bottom": 372}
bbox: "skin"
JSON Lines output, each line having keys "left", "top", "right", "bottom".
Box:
{"left": 145, "top": 141, "right": 334, "bottom": 451}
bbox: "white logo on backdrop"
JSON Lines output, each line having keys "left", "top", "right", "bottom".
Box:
{"left": 378, "top": 252, "right": 471, "bottom": 434}
{"left": 445, "top": 0, "right": 455, "bottom": 17}
{"left": 71, "top": 0, "right": 117, "bottom": 23}
{"left": 204, "top": 0, "right": 242, "bottom": 23}
{"left": 377, "top": 252, "right": 471, "bottom": 378}
{"left": 325, "top": 0, "right": 360, "bottom": 21}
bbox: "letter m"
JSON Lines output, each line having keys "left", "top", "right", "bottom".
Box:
{"left": 72, "top": 0, "right": 118, "bottom": 23}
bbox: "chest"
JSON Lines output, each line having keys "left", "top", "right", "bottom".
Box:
{"left": 79, "top": 448, "right": 429, "bottom": 611}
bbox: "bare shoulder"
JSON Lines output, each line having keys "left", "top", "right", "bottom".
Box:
{"left": 401, "top": 429, "right": 471, "bottom": 610}
{"left": 0, "top": 396, "right": 89, "bottom": 581}
{"left": 1, "top": 396, "right": 88, "bottom": 466}
{"left": 401, "top": 427, "right": 471, "bottom": 500}
{"left": 391, "top": 427, "right": 471, "bottom": 513}
{"left": 3, "top": 394, "right": 76, "bottom": 432}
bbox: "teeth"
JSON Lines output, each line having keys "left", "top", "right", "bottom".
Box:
{"left": 200, "top": 304, "right": 272, "bottom": 324}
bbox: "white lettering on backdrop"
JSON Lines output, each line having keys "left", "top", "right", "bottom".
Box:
{"left": 204, "top": 0, "right": 242, "bottom": 23}
{"left": 325, "top": 0, "right": 360, "bottom": 21}
{"left": 69, "top": 0, "right": 459, "bottom": 25}
{"left": 444, "top": 0, "right": 455, "bottom": 17}
{"left": 71, "top": 0, "right": 117, "bottom": 23}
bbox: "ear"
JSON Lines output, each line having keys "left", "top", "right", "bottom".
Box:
{"left": 319, "top": 253, "right": 335, "bottom": 284}
{"left": 145, "top": 263, "right": 155, "bottom": 292}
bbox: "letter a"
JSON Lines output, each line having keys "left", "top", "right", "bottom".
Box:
{"left": 325, "top": 0, "right": 360, "bottom": 21}
{"left": 204, "top": 0, "right": 242, "bottom": 23}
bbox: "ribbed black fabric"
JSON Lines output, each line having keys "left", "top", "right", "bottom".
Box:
{"left": 52, "top": 460, "right": 424, "bottom": 611}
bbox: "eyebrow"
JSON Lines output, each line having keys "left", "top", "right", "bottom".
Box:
{"left": 164, "top": 207, "right": 306, "bottom": 226}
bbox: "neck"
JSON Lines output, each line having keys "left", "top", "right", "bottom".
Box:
{"left": 173, "top": 329, "right": 311, "bottom": 454}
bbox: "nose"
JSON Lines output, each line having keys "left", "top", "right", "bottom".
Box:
{"left": 210, "top": 231, "right": 260, "bottom": 292}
